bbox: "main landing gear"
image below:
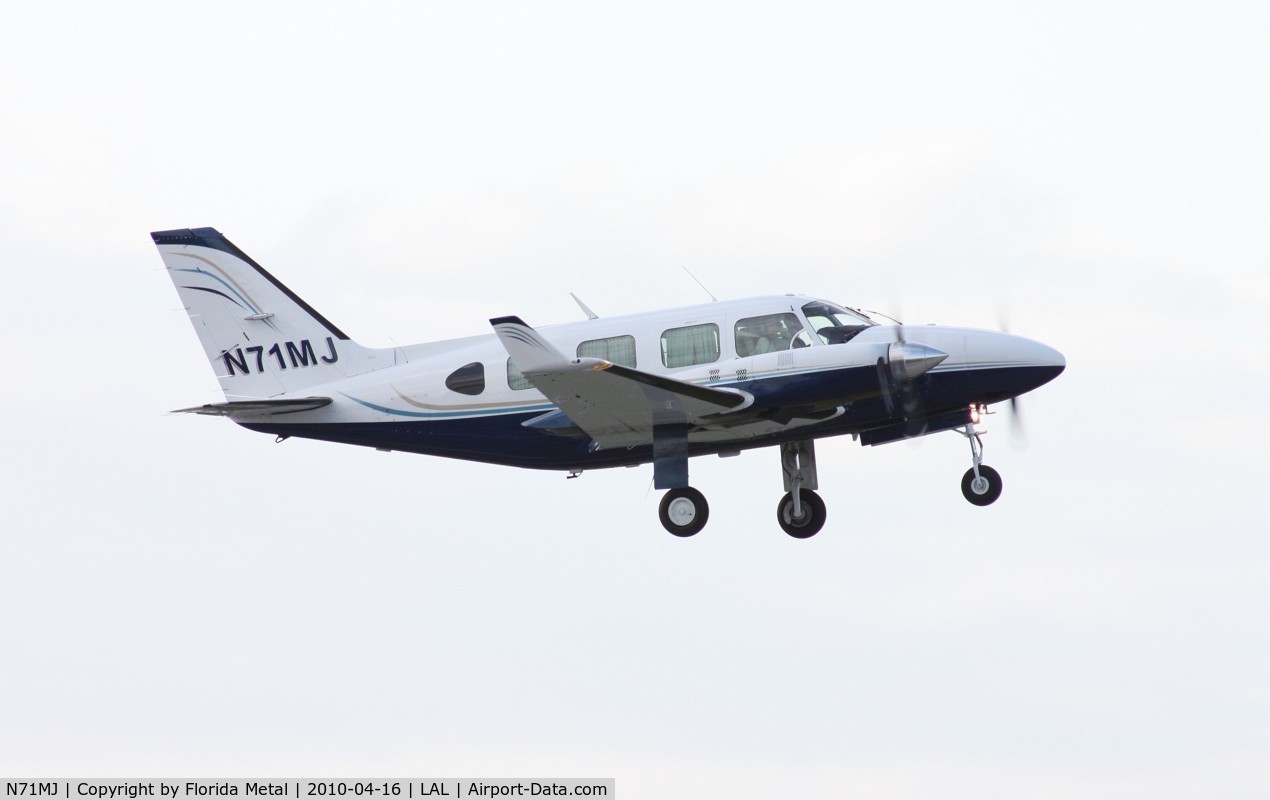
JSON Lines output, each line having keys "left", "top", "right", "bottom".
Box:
{"left": 658, "top": 487, "right": 709, "bottom": 537}
{"left": 958, "top": 415, "right": 1003, "bottom": 506}
{"left": 777, "top": 489, "right": 826, "bottom": 539}
{"left": 655, "top": 439, "right": 827, "bottom": 539}
{"left": 776, "top": 439, "right": 825, "bottom": 538}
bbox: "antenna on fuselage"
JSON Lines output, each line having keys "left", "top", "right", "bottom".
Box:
{"left": 570, "top": 292, "right": 599, "bottom": 320}
{"left": 682, "top": 266, "right": 717, "bottom": 302}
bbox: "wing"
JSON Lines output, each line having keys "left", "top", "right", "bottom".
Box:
{"left": 491, "top": 316, "right": 750, "bottom": 448}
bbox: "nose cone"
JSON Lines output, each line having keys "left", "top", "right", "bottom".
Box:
{"left": 1015, "top": 335, "right": 1065, "bottom": 385}
{"left": 987, "top": 331, "right": 1065, "bottom": 394}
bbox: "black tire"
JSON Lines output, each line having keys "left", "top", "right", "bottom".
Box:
{"left": 776, "top": 489, "right": 827, "bottom": 538}
{"left": 961, "top": 465, "right": 1003, "bottom": 506}
{"left": 659, "top": 487, "right": 709, "bottom": 537}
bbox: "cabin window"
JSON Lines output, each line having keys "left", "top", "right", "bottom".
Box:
{"left": 661, "top": 323, "right": 720, "bottom": 368}
{"left": 445, "top": 362, "right": 486, "bottom": 395}
{"left": 734, "top": 313, "right": 806, "bottom": 356}
{"left": 506, "top": 359, "right": 534, "bottom": 391}
{"left": 577, "top": 335, "right": 637, "bottom": 368}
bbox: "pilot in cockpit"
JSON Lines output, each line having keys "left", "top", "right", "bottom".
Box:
{"left": 753, "top": 317, "right": 790, "bottom": 354}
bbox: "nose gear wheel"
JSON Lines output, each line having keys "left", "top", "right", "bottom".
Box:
{"left": 961, "top": 465, "right": 1002, "bottom": 505}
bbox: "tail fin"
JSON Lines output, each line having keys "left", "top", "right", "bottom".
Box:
{"left": 153, "top": 227, "right": 384, "bottom": 398}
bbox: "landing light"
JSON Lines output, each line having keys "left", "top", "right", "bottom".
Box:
{"left": 969, "top": 403, "right": 989, "bottom": 425}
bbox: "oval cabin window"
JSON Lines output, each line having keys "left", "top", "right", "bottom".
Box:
{"left": 445, "top": 362, "right": 486, "bottom": 396}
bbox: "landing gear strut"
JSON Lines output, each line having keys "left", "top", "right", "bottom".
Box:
{"left": 777, "top": 440, "right": 826, "bottom": 538}
{"left": 958, "top": 418, "right": 1003, "bottom": 505}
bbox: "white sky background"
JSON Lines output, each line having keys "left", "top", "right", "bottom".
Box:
{"left": 2, "top": 1, "right": 1268, "bottom": 796}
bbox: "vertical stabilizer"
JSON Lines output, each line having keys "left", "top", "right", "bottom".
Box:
{"left": 153, "top": 227, "right": 384, "bottom": 398}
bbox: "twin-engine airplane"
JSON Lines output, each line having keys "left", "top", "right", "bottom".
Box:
{"left": 154, "top": 227, "right": 1065, "bottom": 538}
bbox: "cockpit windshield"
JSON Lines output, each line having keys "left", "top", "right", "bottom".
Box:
{"left": 801, "top": 301, "right": 875, "bottom": 345}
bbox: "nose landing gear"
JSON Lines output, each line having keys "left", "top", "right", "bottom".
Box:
{"left": 958, "top": 415, "right": 1003, "bottom": 505}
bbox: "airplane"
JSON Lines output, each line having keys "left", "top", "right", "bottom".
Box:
{"left": 153, "top": 226, "right": 1065, "bottom": 538}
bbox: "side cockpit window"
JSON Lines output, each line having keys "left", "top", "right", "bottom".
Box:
{"left": 734, "top": 313, "right": 807, "bottom": 356}
{"left": 801, "top": 302, "right": 872, "bottom": 345}
{"left": 446, "top": 362, "right": 486, "bottom": 395}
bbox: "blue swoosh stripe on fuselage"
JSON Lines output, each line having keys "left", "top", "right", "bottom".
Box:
{"left": 341, "top": 392, "right": 555, "bottom": 419}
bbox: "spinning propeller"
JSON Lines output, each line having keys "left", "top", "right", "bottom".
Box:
{"left": 869, "top": 310, "right": 948, "bottom": 437}
{"left": 996, "top": 305, "right": 1028, "bottom": 447}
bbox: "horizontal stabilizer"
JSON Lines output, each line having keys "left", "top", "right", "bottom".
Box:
{"left": 172, "top": 397, "right": 332, "bottom": 417}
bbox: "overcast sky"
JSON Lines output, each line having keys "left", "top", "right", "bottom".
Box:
{"left": 2, "top": 2, "right": 1268, "bottom": 797}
